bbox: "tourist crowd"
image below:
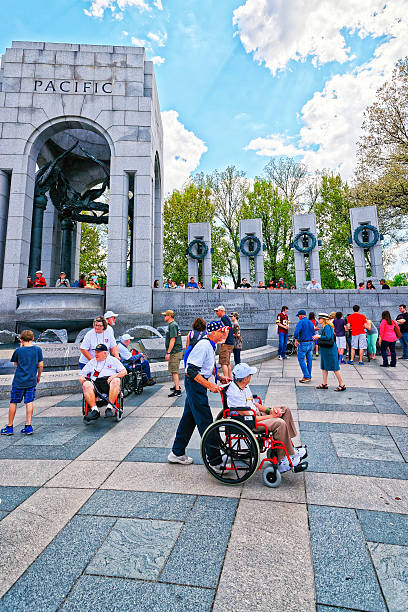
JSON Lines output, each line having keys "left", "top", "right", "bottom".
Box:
{"left": 27, "top": 270, "right": 105, "bottom": 289}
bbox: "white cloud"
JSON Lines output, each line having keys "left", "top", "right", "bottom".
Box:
{"left": 131, "top": 36, "right": 147, "bottom": 47}
{"left": 238, "top": 0, "right": 408, "bottom": 178}
{"left": 85, "top": 0, "right": 155, "bottom": 19}
{"left": 150, "top": 56, "right": 166, "bottom": 65}
{"left": 147, "top": 30, "right": 168, "bottom": 47}
{"left": 246, "top": 134, "right": 307, "bottom": 158}
{"left": 122, "top": 30, "right": 128, "bottom": 36}
{"left": 161, "top": 110, "right": 208, "bottom": 194}
{"left": 153, "top": 0, "right": 163, "bottom": 9}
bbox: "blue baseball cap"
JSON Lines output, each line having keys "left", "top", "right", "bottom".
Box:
{"left": 296, "top": 309, "right": 307, "bottom": 316}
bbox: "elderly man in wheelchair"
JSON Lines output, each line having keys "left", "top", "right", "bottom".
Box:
{"left": 79, "top": 343, "right": 127, "bottom": 423}
{"left": 200, "top": 362, "right": 308, "bottom": 487}
{"left": 117, "top": 334, "right": 156, "bottom": 387}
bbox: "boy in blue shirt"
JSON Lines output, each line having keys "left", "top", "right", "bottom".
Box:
{"left": 1, "top": 330, "right": 43, "bottom": 436}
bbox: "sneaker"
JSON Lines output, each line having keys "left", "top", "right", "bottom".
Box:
{"left": 168, "top": 451, "right": 193, "bottom": 465}
{"left": 278, "top": 355, "right": 283, "bottom": 360}
{"left": 168, "top": 389, "right": 182, "bottom": 397}
{"left": 347, "top": 360, "right": 354, "bottom": 365}
{"left": 146, "top": 379, "right": 156, "bottom": 386}
{"left": 21, "top": 424, "right": 33, "bottom": 435}
{"left": 295, "top": 446, "right": 308, "bottom": 460}
{"left": 104, "top": 405, "right": 114, "bottom": 418}
{"left": 84, "top": 409, "right": 100, "bottom": 422}
{"left": 212, "top": 462, "right": 229, "bottom": 473}
{"left": 299, "top": 378, "right": 311, "bottom": 383}
{"left": 283, "top": 356, "right": 290, "bottom": 359}
{"left": 1, "top": 425, "right": 13, "bottom": 436}
{"left": 358, "top": 361, "right": 364, "bottom": 365}
{"left": 278, "top": 456, "right": 291, "bottom": 473}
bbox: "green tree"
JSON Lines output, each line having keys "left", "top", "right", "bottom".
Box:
{"left": 163, "top": 182, "right": 227, "bottom": 285}
{"left": 313, "top": 174, "right": 355, "bottom": 287}
{"left": 79, "top": 222, "right": 107, "bottom": 277}
{"left": 240, "top": 180, "right": 294, "bottom": 282}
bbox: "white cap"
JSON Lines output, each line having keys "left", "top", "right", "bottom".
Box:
{"left": 104, "top": 310, "right": 118, "bottom": 319}
{"left": 121, "top": 333, "right": 134, "bottom": 341}
{"left": 233, "top": 363, "right": 257, "bottom": 378}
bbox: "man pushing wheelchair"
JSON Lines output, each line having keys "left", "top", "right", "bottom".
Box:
{"left": 79, "top": 343, "right": 127, "bottom": 422}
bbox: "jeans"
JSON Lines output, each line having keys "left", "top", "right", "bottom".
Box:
{"left": 400, "top": 332, "right": 408, "bottom": 359}
{"left": 380, "top": 340, "right": 396, "bottom": 367}
{"left": 297, "top": 341, "right": 313, "bottom": 379}
{"left": 233, "top": 348, "right": 241, "bottom": 365}
{"left": 278, "top": 332, "right": 288, "bottom": 357}
{"left": 172, "top": 376, "right": 221, "bottom": 464}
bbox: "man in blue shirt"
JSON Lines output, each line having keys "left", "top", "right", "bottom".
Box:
{"left": 293, "top": 309, "right": 315, "bottom": 383}
{"left": 186, "top": 276, "right": 199, "bottom": 289}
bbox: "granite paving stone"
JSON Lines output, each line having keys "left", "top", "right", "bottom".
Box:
{"left": 300, "top": 432, "right": 342, "bottom": 473}
{"left": 0, "top": 486, "right": 38, "bottom": 511}
{"left": 389, "top": 426, "right": 408, "bottom": 461}
{"left": 300, "top": 422, "right": 389, "bottom": 435}
{"left": 306, "top": 473, "right": 408, "bottom": 513}
{"left": 135, "top": 417, "right": 180, "bottom": 448}
{"left": 60, "top": 575, "right": 215, "bottom": 612}
{"left": 330, "top": 432, "right": 404, "bottom": 462}
{"left": 241, "top": 468, "right": 307, "bottom": 503}
{"left": 160, "top": 496, "right": 238, "bottom": 588}
{"left": 0, "top": 487, "right": 93, "bottom": 598}
{"left": 125, "top": 446, "right": 203, "bottom": 464}
{"left": 368, "top": 543, "right": 408, "bottom": 612}
{"left": 0, "top": 515, "right": 115, "bottom": 611}
{"left": 357, "top": 510, "right": 408, "bottom": 546}
{"left": 45, "top": 460, "right": 119, "bottom": 489}
{"left": 86, "top": 518, "right": 182, "bottom": 580}
{"left": 79, "top": 490, "right": 196, "bottom": 520}
{"left": 0, "top": 459, "right": 69, "bottom": 486}
{"left": 0, "top": 512, "right": 7, "bottom": 520}
{"left": 340, "top": 458, "right": 408, "bottom": 480}
{"left": 213, "top": 500, "right": 315, "bottom": 612}
{"left": 101, "top": 462, "right": 243, "bottom": 497}
{"left": 13, "top": 427, "right": 79, "bottom": 446}
{"left": 297, "top": 402, "right": 378, "bottom": 413}
{"left": 299, "top": 409, "right": 408, "bottom": 427}
{"left": 308, "top": 505, "right": 386, "bottom": 611}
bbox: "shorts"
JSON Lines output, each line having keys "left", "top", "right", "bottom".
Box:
{"left": 351, "top": 333, "right": 367, "bottom": 350}
{"left": 219, "top": 343, "right": 234, "bottom": 366}
{"left": 10, "top": 386, "right": 36, "bottom": 404}
{"left": 168, "top": 351, "right": 183, "bottom": 373}
{"left": 336, "top": 336, "right": 346, "bottom": 349}
{"left": 93, "top": 377, "right": 110, "bottom": 396}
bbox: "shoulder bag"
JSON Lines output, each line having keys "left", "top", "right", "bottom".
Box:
{"left": 393, "top": 321, "right": 402, "bottom": 339}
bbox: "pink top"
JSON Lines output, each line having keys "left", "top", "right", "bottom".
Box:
{"left": 379, "top": 319, "right": 398, "bottom": 342}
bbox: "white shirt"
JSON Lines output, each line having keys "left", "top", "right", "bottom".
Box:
{"left": 307, "top": 282, "right": 322, "bottom": 290}
{"left": 79, "top": 327, "right": 117, "bottom": 364}
{"left": 81, "top": 355, "right": 126, "bottom": 380}
{"left": 226, "top": 382, "right": 259, "bottom": 414}
{"left": 118, "top": 342, "right": 132, "bottom": 361}
{"left": 186, "top": 339, "right": 216, "bottom": 378}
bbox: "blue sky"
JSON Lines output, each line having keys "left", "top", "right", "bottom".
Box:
{"left": 1, "top": 0, "right": 407, "bottom": 195}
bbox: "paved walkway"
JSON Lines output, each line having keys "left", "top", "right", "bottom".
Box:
{"left": 0, "top": 356, "right": 407, "bottom": 611}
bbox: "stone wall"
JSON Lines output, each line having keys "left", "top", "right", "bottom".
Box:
{"left": 153, "top": 288, "right": 408, "bottom": 349}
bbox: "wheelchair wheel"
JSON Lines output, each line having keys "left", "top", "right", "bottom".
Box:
{"left": 286, "top": 340, "right": 295, "bottom": 356}
{"left": 133, "top": 371, "right": 144, "bottom": 395}
{"left": 201, "top": 419, "right": 260, "bottom": 485}
{"left": 121, "top": 374, "right": 134, "bottom": 398}
{"left": 263, "top": 465, "right": 281, "bottom": 488}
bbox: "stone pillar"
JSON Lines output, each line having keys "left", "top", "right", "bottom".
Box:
{"left": 239, "top": 219, "right": 264, "bottom": 285}
{"left": 28, "top": 190, "right": 48, "bottom": 278}
{"left": 350, "top": 205, "right": 384, "bottom": 286}
{"left": 0, "top": 170, "right": 10, "bottom": 287}
{"left": 60, "top": 218, "right": 75, "bottom": 281}
{"left": 292, "top": 213, "right": 321, "bottom": 288}
{"left": 187, "top": 222, "right": 212, "bottom": 288}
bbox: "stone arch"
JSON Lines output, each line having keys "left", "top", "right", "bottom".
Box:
{"left": 153, "top": 151, "right": 163, "bottom": 282}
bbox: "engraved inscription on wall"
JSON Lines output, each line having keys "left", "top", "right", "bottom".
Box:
{"left": 34, "top": 80, "right": 113, "bottom": 94}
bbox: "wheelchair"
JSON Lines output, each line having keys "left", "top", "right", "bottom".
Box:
{"left": 120, "top": 360, "right": 146, "bottom": 398}
{"left": 201, "top": 387, "right": 307, "bottom": 488}
{"left": 82, "top": 379, "right": 124, "bottom": 423}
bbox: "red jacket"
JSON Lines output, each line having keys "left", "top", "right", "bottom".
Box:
{"left": 29, "top": 276, "right": 47, "bottom": 287}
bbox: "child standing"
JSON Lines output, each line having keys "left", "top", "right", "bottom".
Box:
{"left": 1, "top": 330, "right": 43, "bottom": 436}
{"left": 230, "top": 312, "right": 242, "bottom": 365}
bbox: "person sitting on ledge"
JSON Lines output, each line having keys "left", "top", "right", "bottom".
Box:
{"left": 198, "top": 281, "right": 204, "bottom": 289}
{"left": 80, "top": 343, "right": 127, "bottom": 422}
{"left": 307, "top": 278, "right": 322, "bottom": 290}
{"left": 366, "top": 280, "right": 376, "bottom": 290}
{"left": 27, "top": 270, "right": 47, "bottom": 288}
{"left": 55, "top": 272, "right": 70, "bottom": 287}
{"left": 78, "top": 273, "right": 87, "bottom": 288}
{"left": 380, "top": 278, "right": 390, "bottom": 290}
{"left": 257, "top": 280, "right": 265, "bottom": 289}
{"left": 276, "top": 278, "right": 287, "bottom": 289}
{"left": 238, "top": 277, "right": 251, "bottom": 289}
{"left": 118, "top": 333, "right": 156, "bottom": 386}
{"left": 186, "top": 276, "right": 199, "bottom": 289}
{"left": 86, "top": 278, "right": 101, "bottom": 289}
{"left": 179, "top": 281, "right": 186, "bottom": 288}
{"left": 214, "top": 278, "right": 226, "bottom": 289}
{"left": 267, "top": 279, "right": 276, "bottom": 289}
{"left": 153, "top": 279, "right": 160, "bottom": 288}
{"left": 358, "top": 281, "right": 365, "bottom": 290}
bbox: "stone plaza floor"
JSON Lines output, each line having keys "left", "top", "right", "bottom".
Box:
{"left": 0, "top": 356, "right": 407, "bottom": 611}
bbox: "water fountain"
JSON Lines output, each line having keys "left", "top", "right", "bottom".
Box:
{"left": 37, "top": 329, "right": 68, "bottom": 343}
{"left": 0, "top": 330, "right": 19, "bottom": 345}
{"left": 74, "top": 328, "right": 92, "bottom": 344}
{"left": 124, "top": 325, "right": 163, "bottom": 339}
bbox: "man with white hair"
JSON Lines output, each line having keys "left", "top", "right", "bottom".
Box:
{"left": 307, "top": 279, "right": 322, "bottom": 290}
{"left": 118, "top": 333, "right": 155, "bottom": 386}
{"left": 103, "top": 310, "right": 120, "bottom": 360}
{"left": 226, "top": 362, "right": 308, "bottom": 474}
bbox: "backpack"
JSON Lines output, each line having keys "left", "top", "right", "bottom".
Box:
{"left": 183, "top": 330, "right": 207, "bottom": 367}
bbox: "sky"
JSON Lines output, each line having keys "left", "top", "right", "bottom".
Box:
{"left": 0, "top": 0, "right": 407, "bottom": 199}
